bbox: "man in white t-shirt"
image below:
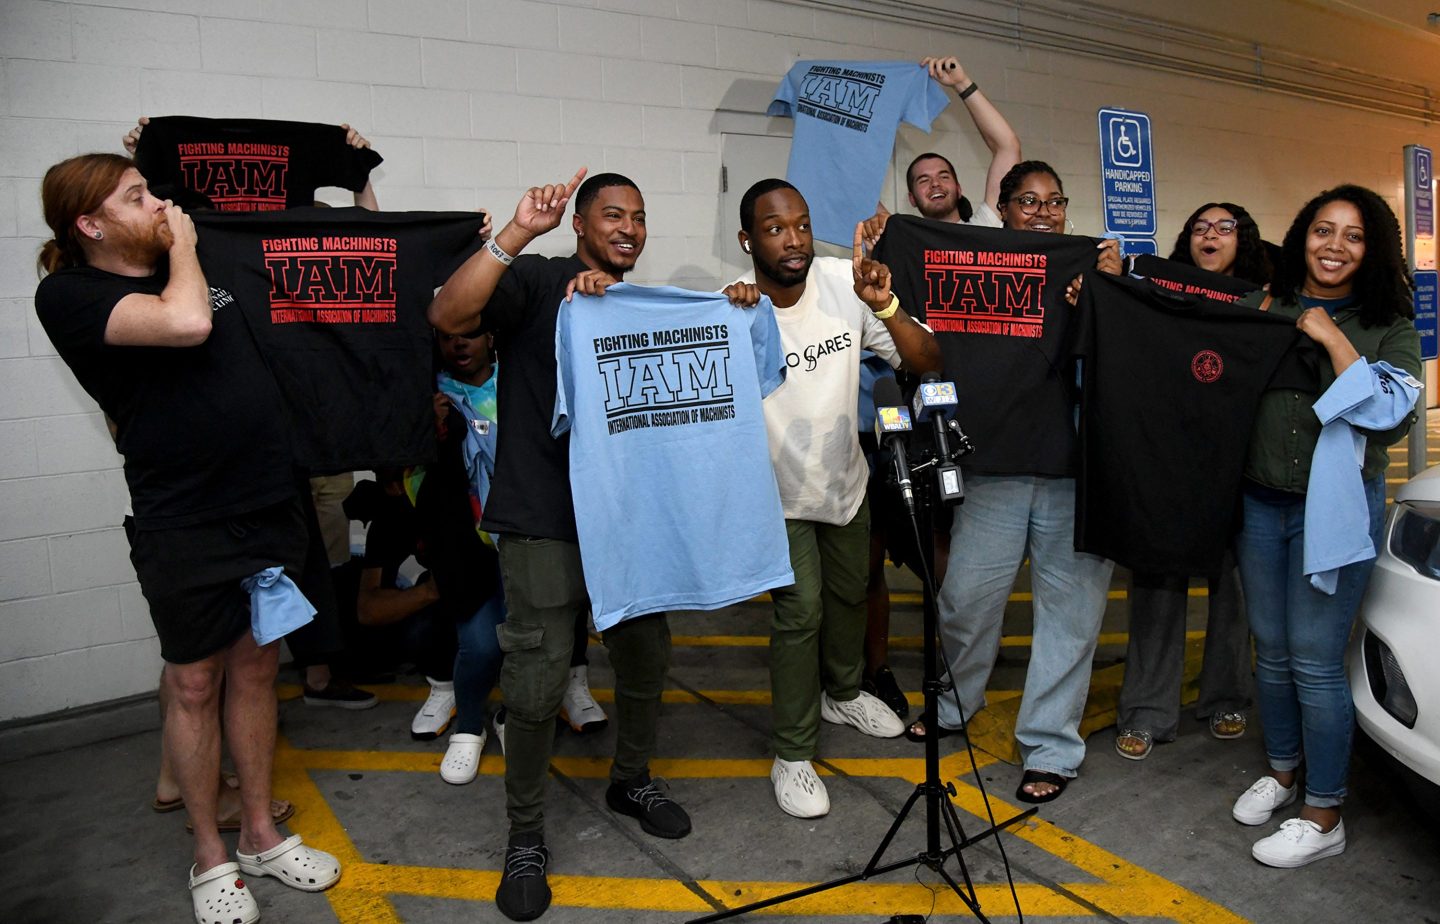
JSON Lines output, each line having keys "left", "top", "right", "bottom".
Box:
{"left": 736, "top": 179, "right": 943, "bottom": 818}
{"left": 861, "top": 54, "right": 1020, "bottom": 244}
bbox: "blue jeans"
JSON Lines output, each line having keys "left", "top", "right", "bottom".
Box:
{"left": 1235, "top": 478, "right": 1384, "bottom": 808}
{"left": 936, "top": 475, "right": 1114, "bottom": 776}
{"left": 453, "top": 589, "right": 506, "bottom": 736}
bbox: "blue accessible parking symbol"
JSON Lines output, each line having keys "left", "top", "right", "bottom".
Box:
{"left": 1098, "top": 108, "right": 1156, "bottom": 237}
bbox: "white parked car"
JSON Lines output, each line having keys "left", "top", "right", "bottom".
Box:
{"left": 1349, "top": 463, "right": 1440, "bottom": 790}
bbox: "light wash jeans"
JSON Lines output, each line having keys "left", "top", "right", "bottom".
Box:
{"left": 1235, "top": 478, "right": 1385, "bottom": 808}
{"left": 935, "top": 475, "right": 1114, "bottom": 776}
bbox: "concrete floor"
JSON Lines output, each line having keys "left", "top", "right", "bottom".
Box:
{"left": 3, "top": 415, "right": 1439, "bottom": 923}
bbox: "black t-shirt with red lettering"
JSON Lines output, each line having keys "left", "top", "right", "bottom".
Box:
{"left": 1072, "top": 272, "right": 1306, "bottom": 573}
{"left": 34, "top": 266, "right": 295, "bottom": 529}
{"left": 135, "top": 116, "right": 382, "bottom": 211}
{"left": 874, "top": 214, "right": 1098, "bottom": 477}
{"left": 193, "top": 208, "right": 485, "bottom": 473}
{"left": 1130, "top": 254, "right": 1264, "bottom": 304}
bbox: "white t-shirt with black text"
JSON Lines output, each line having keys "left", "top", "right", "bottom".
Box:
{"left": 740, "top": 256, "right": 901, "bottom": 525}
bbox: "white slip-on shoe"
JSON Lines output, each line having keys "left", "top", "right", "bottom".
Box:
{"left": 190, "top": 861, "right": 259, "bottom": 924}
{"left": 771, "top": 757, "right": 830, "bottom": 818}
{"left": 411, "top": 678, "right": 456, "bottom": 740}
{"left": 439, "top": 731, "right": 486, "bottom": 785}
{"left": 1232, "top": 775, "right": 1297, "bottom": 825}
{"left": 820, "top": 690, "right": 905, "bottom": 738}
{"left": 236, "top": 834, "right": 341, "bottom": 892}
{"left": 1252, "top": 817, "right": 1346, "bottom": 868}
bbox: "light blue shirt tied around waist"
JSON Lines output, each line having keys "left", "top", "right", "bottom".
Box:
{"left": 1304, "top": 360, "right": 1421, "bottom": 593}
{"left": 243, "top": 566, "right": 316, "bottom": 646}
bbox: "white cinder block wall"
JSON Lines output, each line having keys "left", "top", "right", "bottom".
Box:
{"left": 2, "top": 0, "right": 1437, "bottom": 722}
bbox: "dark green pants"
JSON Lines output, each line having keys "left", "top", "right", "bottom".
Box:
{"left": 769, "top": 499, "right": 870, "bottom": 761}
{"left": 496, "top": 536, "right": 671, "bottom": 835}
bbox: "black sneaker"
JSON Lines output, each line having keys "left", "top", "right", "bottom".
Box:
{"left": 605, "top": 773, "right": 692, "bottom": 839}
{"left": 302, "top": 682, "right": 378, "bottom": 710}
{"left": 862, "top": 666, "right": 909, "bottom": 720}
{"left": 495, "top": 831, "right": 550, "bottom": 921}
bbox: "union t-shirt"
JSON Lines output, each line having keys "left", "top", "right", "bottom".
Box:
{"left": 739, "top": 256, "right": 902, "bottom": 524}
{"left": 193, "top": 207, "right": 485, "bottom": 473}
{"left": 770, "top": 61, "right": 949, "bottom": 245}
{"left": 552, "top": 283, "right": 792, "bottom": 630}
{"left": 34, "top": 266, "right": 294, "bottom": 529}
{"left": 1072, "top": 272, "right": 1303, "bottom": 574}
{"left": 874, "top": 214, "right": 1098, "bottom": 477}
{"left": 135, "top": 116, "right": 383, "bottom": 211}
{"left": 1129, "top": 254, "right": 1264, "bottom": 304}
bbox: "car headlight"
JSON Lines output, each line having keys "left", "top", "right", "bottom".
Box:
{"left": 1389, "top": 500, "right": 1440, "bottom": 580}
{"left": 1363, "top": 630, "right": 1419, "bottom": 728}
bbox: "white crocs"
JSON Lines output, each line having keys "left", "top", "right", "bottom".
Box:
{"left": 820, "top": 690, "right": 905, "bottom": 738}
{"left": 771, "top": 757, "right": 829, "bottom": 818}
{"left": 236, "top": 834, "right": 341, "bottom": 892}
{"left": 440, "top": 731, "right": 486, "bottom": 785}
{"left": 190, "top": 861, "right": 259, "bottom": 924}
{"left": 1232, "top": 775, "right": 1297, "bottom": 826}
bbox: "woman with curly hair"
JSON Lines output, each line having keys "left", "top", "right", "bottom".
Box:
{"left": 1229, "top": 185, "right": 1420, "bottom": 867}
{"left": 1115, "top": 201, "right": 1274, "bottom": 762}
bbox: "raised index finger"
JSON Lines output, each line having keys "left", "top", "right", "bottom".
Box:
{"left": 564, "top": 166, "right": 588, "bottom": 199}
{"left": 852, "top": 222, "right": 866, "bottom": 271}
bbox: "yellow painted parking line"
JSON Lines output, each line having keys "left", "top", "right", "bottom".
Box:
{"left": 674, "top": 630, "right": 1206, "bottom": 651}
{"left": 270, "top": 636, "right": 1243, "bottom": 921}
{"left": 274, "top": 721, "right": 1248, "bottom": 922}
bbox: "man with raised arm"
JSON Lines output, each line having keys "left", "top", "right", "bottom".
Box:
{"left": 428, "top": 168, "right": 693, "bottom": 922}
{"left": 34, "top": 154, "right": 340, "bottom": 923}
{"left": 735, "top": 179, "right": 943, "bottom": 819}
{"left": 863, "top": 54, "right": 1022, "bottom": 243}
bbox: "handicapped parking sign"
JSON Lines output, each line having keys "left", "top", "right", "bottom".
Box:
{"left": 1098, "top": 108, "right": 1156, "bottom": 236}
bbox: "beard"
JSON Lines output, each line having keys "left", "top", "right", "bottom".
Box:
{"left": 753, "top": 248, "right": 812, "bottom": 288}
{"left": 915, "top": 193, "right": 957, "bottom": 220}
{"left": 108, "top": 215, "right": 171, "bottom": 267}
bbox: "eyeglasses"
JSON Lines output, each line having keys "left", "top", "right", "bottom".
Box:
{"left": 1006, "top": 194, "right": 1068, "bottom": 214}
{"left": 1191, "top": 219, "right": 1238, "bottom": 236}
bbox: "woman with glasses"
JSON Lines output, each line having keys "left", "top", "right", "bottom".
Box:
{"left": 914, "top": 160, "right": 1121, "bottom": 804}
{"left": 1230, "top": 185, "right": 1419, "bottom": 867}
{"left": 1114, "top": 203, "right": 1273, "bottom": 762}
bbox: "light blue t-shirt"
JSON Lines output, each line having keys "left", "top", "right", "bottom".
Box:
{"left": 770, "top": 60, "right": 950, "bottom": 245}
{"left": 553, "top": 283, "right": 793, "bottom": 630}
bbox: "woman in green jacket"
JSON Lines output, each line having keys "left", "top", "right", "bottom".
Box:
{"left": 1230, "top": 185, "right": 1421, "bottom": 868}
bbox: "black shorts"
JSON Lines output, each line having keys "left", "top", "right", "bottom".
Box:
{"left": 128, "top": 497, "right": 308, "bottom": 664}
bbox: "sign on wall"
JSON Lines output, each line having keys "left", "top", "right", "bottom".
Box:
{"left": 1415, "top": 270, "right": 1438, "bottom": 362}
{"left": 1098, "top": 107, "right": 1156, "bottom": 253}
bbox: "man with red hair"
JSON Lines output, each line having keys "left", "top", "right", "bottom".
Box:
{"left": 34, "top": 154, "right": 340, "bottom": 922}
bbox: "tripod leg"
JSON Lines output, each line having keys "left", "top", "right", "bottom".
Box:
{"left": 863, "top": 783, "right": 925, "bottom": 874}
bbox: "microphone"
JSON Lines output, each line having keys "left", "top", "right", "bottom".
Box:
{"left": 872, "top": 377, "right": 915, "bottom": 516}
{"left": 912, "top": 371, "right": 965, "bottom": 505}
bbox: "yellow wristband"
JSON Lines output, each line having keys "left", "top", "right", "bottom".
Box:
{"left": 871, "top": 294, "right": 900, "bottom": 320}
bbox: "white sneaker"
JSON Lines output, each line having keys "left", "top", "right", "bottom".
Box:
{"left": 560, "top": 665, "right": 608, "bottom": 733}
{"left": 820, "top": 690, "right": 905, "bottom": 738}
{"left": 411, "top": 678, "right": 456, "bottom": 740}
{"left": 771, "top": 757, "right": 829, "bottom": 818}
{"left": 492, "top": 706, "right": 507, "bottom": 756}
{"left": 1252, "top": 817, "right": 1346, "bottom": 868}
{"left": 1231, "top": 775, "right": 1297, "bottom": 825}
{"left": 439, "top": 731, "right": 486, "bottom": 785}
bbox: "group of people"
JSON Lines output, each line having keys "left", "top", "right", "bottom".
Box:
{"left": 32, "top": 50, "right": 1423, "bottom": 924}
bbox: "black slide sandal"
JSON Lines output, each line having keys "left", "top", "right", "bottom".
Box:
{"left": 1015, "top": 769, "right": 1068, "bottom": 804}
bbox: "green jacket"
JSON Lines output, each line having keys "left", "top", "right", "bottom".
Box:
{"left": 1242, "top": 292, "right": 1421, "bottom": 492}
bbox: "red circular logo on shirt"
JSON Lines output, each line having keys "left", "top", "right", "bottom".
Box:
{"left": 1191, "top": 350, "right": 1224, "bottom": 383}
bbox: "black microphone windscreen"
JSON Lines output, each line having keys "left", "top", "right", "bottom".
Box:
{"left": 872, "top": 375, "right": 903, "bottom": 410}
{"left": 920, "top": 370, "right": 940, "bottom": 384}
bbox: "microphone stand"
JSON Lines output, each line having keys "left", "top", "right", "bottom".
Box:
{"left": 688, "top": 439, "right": 1035, "bottom": 923}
